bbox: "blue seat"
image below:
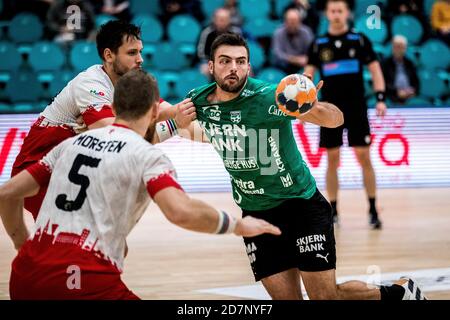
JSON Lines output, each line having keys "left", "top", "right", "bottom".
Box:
{"left": 354, "top": 16, "right": 388, "bottom": 43}
{"left": 244, "top": 17, "right": 280, "bottom": 39}
{"left": 248, "top": 41, "right": 265, "bottom": 71}
{"left": 132, "top": 14, "right": 163, "bottom": 43}
{"left": 150, "top": 71, "right": 170, "bottom": 99}
{"left": 424, "top": 0, "right": 435, "bottom": 17}
{"left": 0, "top": 103, "right": 12, "bottom": 113}
{"left": 29, "top": 42, "right": 65, "bottom": 72}
{"left": 419, "top": 70, "right": 446, "bottom": 98}
{"left": 6, "top": 71, "right": 42, "bottom": 103}
{"left": 130, "top": 0, "right": 160, "bottom": 16}
{"left": 355, "top": 0, "right": 388, "bottom": 16}
{"left": 95, "top": 14, "right": 116, "bottom": 29}
{"left": 12, "top": 103, "right": 36, "bottom": 113}
{"left": 317, "top": 14, "right": 329, "bottom": 36}
{"left": 167, "top": 15, "right": 201, "bottom": 44}
{"left": 404, "top": 96, "right": 431, "bottom": 106}
{"left": 201, "top": 0, "right": 224, "bottom": 17}
{"left": 239, "top": 0, "right": 270, "bottom": 20}
{"left": 419, "top": 40, "right": 450, "bottom": 70}
{"left": 152, "top": 42, "right": 188, "bottom": 71}
{"left": 8, "top": 13, "right": 43, "bottom": 43}
{"left": 70, "top": 41, "right": 101, "bottom": 72}
{"left": 174, "top": 69, "right": 208, "bottom": 98}
{"left": 391, "top": 15, "right": 423, "bottom": 45}
{"left": 257, "top": 67, "right": 285, "bottom": 84}
{"left": 0, "top": 42, "right": 21, "bottom": 72}
{"left": 49, "top": 70, "right": 75, "bottom": 97}
{"left": 274, "top": 0, "right": 292, "bottom": 17}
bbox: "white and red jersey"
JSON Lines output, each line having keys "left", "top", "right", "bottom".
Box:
{"left": 26, "top": 124, "right": 182, "bottom": 272}
{"left": 41, "top": 64, "right": 115, "bottom": 130}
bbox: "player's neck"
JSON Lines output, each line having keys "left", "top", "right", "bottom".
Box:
{"left": 103, "top": 63, "right": 119, "bottom": 86}
{"left": 211, "top": 87, "right": 240, "bottom": 103}
{"left": 328, "top": 24, "right": 348, "bottom": 36}
{"left": 114, "top": 118, "right": 149, "bottom": 137}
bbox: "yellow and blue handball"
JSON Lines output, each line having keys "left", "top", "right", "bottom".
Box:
{"left": 275, "top": 74, "right": 317, "bottom": 117}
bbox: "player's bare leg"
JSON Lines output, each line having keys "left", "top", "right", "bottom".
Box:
{"left": 326, "top": 147, "right": 340, "bottom": 224}
{"left": 354, "top": 146, "right": 381, "bottom": 229}
{"left": 260, "top": 268, "right": 303, "bottom": 300}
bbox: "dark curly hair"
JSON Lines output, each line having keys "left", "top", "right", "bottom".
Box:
{"left": 96, "top": 20, "right": 141, "bottom": 61}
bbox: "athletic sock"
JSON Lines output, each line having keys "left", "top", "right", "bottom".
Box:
{"left": 380, "top": 284, "right": 405, "bottom": 300}
{"left": 330, "top": 201, "right": 338, "bottom": 216}
{"left": 369, "top": 197, "right": 377, "bottom": 218}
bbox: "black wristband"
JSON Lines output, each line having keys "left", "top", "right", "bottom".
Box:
{"left": 375, "top": 91, "right": 386, "bottom": 102}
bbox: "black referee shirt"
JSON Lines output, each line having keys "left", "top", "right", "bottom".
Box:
{"left": 308, "top": 29, "right": 378, "bottom": 104}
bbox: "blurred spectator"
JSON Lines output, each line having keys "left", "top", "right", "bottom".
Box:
{"left": 47, "top": 0, "right": 95, "bottom": 43}
{"left": 387, "top": 0, "right": 429, "bottom": 38}
{"left": 224, "top": 0, "right": 243, "bottom": 27}
{"left": 159, "top": 0, "right": 205, "bottom": 26}
{"left": 431, "top": 0, "right": 450, "bottom": 44}
{"left": 1, "top": 0, "right": 54, "bottom": 21}
{"left": 89, "top": 0, "right": 131, "bottom": 21}
{"left": 382, "top": 35, "right": 420, "bottom": 104}
{"left": 197, "top": 8, "right": 242, "bottom": 77}
{"left": 283, "top": 0, "right": 320, "bottom": 33}
{"left": 271, "top": 8, "right": 314, "bottom": 74}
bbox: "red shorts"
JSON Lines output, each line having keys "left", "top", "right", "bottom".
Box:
{"left": 10, "top": 230, "right": 139, "bottom": 300}
{"left": 11, "top": 117, "right": 76, "bottom": 220}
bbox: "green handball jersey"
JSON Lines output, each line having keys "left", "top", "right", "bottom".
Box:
{"left": 187, "top": 77, "right": 316, "bottom": 211}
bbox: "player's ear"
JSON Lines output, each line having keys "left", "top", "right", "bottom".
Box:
{"left": 111, "top": 104, "right": 117, "bottom": 117}
{"left": 208, "top": 60, "right": 214, "bottom": 75}
{"left": 103, "top": 48, "right": 114, "bottom": 63}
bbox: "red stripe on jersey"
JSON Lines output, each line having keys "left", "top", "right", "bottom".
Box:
{"left": 146, "top": 173, "right": 183, "bottom": 198}
{"left": 26, "top": 161, "right": 52, "bottom": 187}
{"left": 82, "top": 104, "right": 114, "bottom": 126}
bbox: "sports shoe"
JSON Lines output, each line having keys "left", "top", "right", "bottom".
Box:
{"left": 395, "top": 277, "right": 427, "bottom": 300}
{"left": 369, "top": 212, "right": 382, "bottom": 230}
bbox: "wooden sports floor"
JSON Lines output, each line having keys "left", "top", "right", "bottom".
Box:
{"left": 1, "top": 188, "right": 449, "bottom": 300}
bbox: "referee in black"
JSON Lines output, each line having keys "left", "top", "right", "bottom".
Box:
{"left": 305, "top": 0, "right": 387, "bottom": 229}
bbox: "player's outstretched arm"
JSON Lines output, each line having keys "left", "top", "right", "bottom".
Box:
{"left": 0, "top": 172, "right": 39, "bottom": 250}
{"left": 299, "top": 100, "right": 344, "bottom": 128}
{"left": 153, "top": 187, "right": 281, "bottom": 237}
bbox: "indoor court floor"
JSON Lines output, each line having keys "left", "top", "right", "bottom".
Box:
{"left": 1, "top": 188, "right": 449, "bottom": 300}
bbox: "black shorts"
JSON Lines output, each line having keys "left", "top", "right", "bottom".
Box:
{"left": 242, "top": 189, "right": 336, "bottom": 282}
{"left": 319, "top": 101, "right": 371, "bottom": 148}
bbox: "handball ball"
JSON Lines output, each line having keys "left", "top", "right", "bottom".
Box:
{"left": 275, "top": 74, "right": 317, "bottom": 117}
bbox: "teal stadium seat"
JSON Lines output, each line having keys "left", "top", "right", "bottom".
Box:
{"left": 391, "top": 15, "right": 423, "bottom": 45}
{"left": 167, "top": 15, "right": 201, "bottom": 55}
{"left": 244, "top": 17, "right": 280, "bottom": 39}
{"left": 29, "top": 42, "right": 65, "bottom": 72}
{"left": 49, "top": 70, "right": 74, "bottom": 97}
{"left": 0, "top": 103, "right": 11, "bottom": 113}
{"left": 354, "top": 0, "right": 388, "bottom": 16}
{"left": 8, "top": 13, "right": 43, "bottom": 43}
{"left": 130, "top": 0, "right": 160, "bottom": 16}
{"left": 419, "top": 40, "right": 450, "bottom": 70}
{"left": 354, "top": 16, "right": 388, "bottom": 43}
{"left": 132, "top": 14, "right": 163, "bottom": 43}
{"left": 173, "top": 69, "right": 208, "bottom": 98}
{"left": 248, "top": 41, "right": 265, "bottom": 71}
{"left": 239, "top": 0, "right": 270, "bottom": 20}
{"left": 274, "top": 0, "right": 292, "bottom": 17}
{"left": 95, "top": 14, "right": 116, "bottom": 29}
{"left": 150, "top": 71, "right": 170, "bottom": 99}
{"left": 257, "top": 67, "right": 285, "bottom": 84}
{"left": 12, "top": 103, "right": 35, "bottom": 113}
{"left": 152, "top": 42, "right": 188, "bottom": 71}
{"left": 70, "top": 41, "right": 101, "bottom": 72}
{"left": 317, "top": 14, "right": 329, "bottom": 36}
{"left": 6, "top": 71, "right": 41, "bottom": 103}
{"left": 419, "top": 70, "right": 447, "bottom": 99}
{"left": 0, "top": 42, "right": 21, "bottom": 77}
{"left": 424, "top": 0, "right": 435, "bottom": 17}
{"left": 201, "top": 0, "right": 224, "bottom": 17}
{"left": 404, "top": 96, "right": 431, "bottom": 106}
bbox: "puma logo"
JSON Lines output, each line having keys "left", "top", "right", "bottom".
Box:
{"left": 316, "top": 253, "right": 329, "bottom": 263}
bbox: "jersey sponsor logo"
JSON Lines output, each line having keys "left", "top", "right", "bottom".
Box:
{"left": 211, "top": 137, "right": 243, "bottom": 152}
{"left": 246, "top": 242, "right": 257, "bottom": 264}
{"left": 268, "top": 136, "right": 286, "bottom": 174}
{"left": 241, "top": 89, "right": 255, "bottom": 97}
{"left": 268, "top": 105, "right": 288, "bottom": 117}
{"left": 322, "top": 59, "right": 360, "bottom": 76}
{"left": 233, "top": 189, "right": 242, "bottom": 204}
{"left": 334, "top": 40, "right": 342, "bottom": 48}
{"left": 349, "top": 48, "right": 356, "bottom": 58}
{"left": 230, "top": 111, "right": 241, "bottom": 124}
{"left": 89, "top": 89, "right": 105, "bottom": 97}
{"left": 202, "top": 105, "right": 221, "bottom": 121}
{"left": 232, "top": 177, "right": 265, "bottom": 195}
{"left": 280, "top": 173, "right": 294, "bottom": 188}
{"left": 199, "top": 122, "right": 247, "bottom": 137}
{"left": 224, "top": 157, "right": 259, "bottom": 171}
{"left": 320, "top": 48, "right": 334, "bottom": 62}
{"left": 296, "top": 234, "right": 327, "bottom": 253}
{"left": 316, "top": 253, "right": 329, "bottom": 263}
